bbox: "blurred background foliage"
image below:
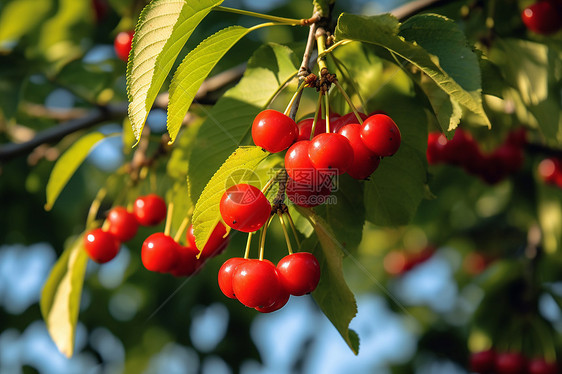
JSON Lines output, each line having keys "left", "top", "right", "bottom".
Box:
{"left": 1, "top": 0, "right": 562, "bottom": 373}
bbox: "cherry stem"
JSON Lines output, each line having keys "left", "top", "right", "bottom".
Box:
{"left": 101, "top": 219, "right": 111, "bottom": 231}
{"left": 173, "top": 215, "right": 190, "bottom": 243}
{"left": 289, "top": 21, "right": 318, "bottom": 121}
{"left": 330, "top": 54, "right": 368, "bottom": 112}
{"left": 214, "top": 6, "right": 304, "bottom": 26}
{"left": 258, "top": 215, "right": 274, "bottom": 261}
{"left": 164, "top": 202, "right": 174, "bottom": 237}
{"left": 316, "top": 32, "right": 328, "bottom": 72}
{"left": 285, "top": 211, "right": 302, "bottom": 248}
{"left": 334, "top": 80, "right": 363, "bottom": 124}
{"left": 317, "top": 39, "right": 352, "bottom": 59}
{"left": 86, "top": 187, "right": 107, "bottom": 228}
{"left": 284, "top": 81, "right": 306, "bottom": 116}
{"left": 310, "top": 91, "right": 324, "bottom": 141}
{"left": 244, "top": 232, "right": 253, "bottom": 259}
{"left": 278, "top": 212, "right": 294, "bottom": 255}
{"left": 324, "top": 93, "right": 331, "bottom": 133}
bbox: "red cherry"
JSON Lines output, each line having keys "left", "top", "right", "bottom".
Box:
{"left": 383, "top": 251, "right": 409, "bottom": 276}
{"left": 308, "top": 133, "right": 354, "bottom": 175}
{"left": 114, "top": 31, "right": 134, "bottom": 62}
{"left": 170, "top": 244, "right": 200, "bottom": 277}
{"left": 360, "top": 114, "right": 401, "bottom": 157}
{"left": 528, "top": 358, "right": 559, "bottom": 374}
{"left": 506, "top": 127, "right": 528, "bottom": 148}
{"left": 443, "top": 128, "right": 480, "bottom": 166}
{"left": 220, "top": 184, "right": 271, "bottom": 233}
{"left": 296, "top": 118, "right": 326, "bottom": 141}
{"left": 186, "top": 222, "right": 230, "bottom": 259}
{"left": 133, "top": 194, "right": 167, "bottom": 226}
{"left": 463, "top": 252, "right": 489, "bottom": 275}
{"left": 285, "top": 177, "right": 332, "bottom": 207}
{"left": 338, "top": 123, "right": 381, "bottom": 179}
{"left": 218, "top": 257, "right": 247, "bottom": 298}
{"left": 83, "top": 228, "right": 120, "bottom": 264}
{"left": 276, "top": 252, "right": 321, "bottom": 296}
{"left": 522, "top": 1, "right": 562, "bottom": 35}
{"left": 538, "top": 158, "right": 561, "bottom": 185}
{"left": 106, "top": 206, "right": 139, "bottom": 242}
{"left": 492, "top": 143, "right": 524, "bottom": 174}
{"left": 252, "top": 109, "right": 298, "bottom": 153}
{"left": 495, "top": 352, "right": 527, "bottom": 374}
{"left": 255, "top": 281, "right": 290, "bottom": 313}
{"left": 141, "top": 233, "right": 179, "bottom": 273}
{"left": 285, "top": 140, "right": 323, "bottom": 186}
{"left": 469, "top": 349, "right": 496, "bottom": 374}
{"left": 426, "top": 132, "right": 449, "bottom": 164}
{"left": 232, "top": 259, "right": 282, "bottom": 308}
{"left": 331, "top": 112, "right": 368, "bottom": 133}
{"left": 479, "top": 153, "right": 510, "bottom": 184}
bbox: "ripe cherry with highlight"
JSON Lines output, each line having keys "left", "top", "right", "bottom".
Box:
{"left": 360, "top": 114, "right": 401, "bottom": 157}
{"left": 84, "top": 228, "right": 120, "bottom": 264}
{"left": 106, "top": 206, "right": 138, "bottom": 242}
{"left": 220, "top": 184, "right": 271, "bottom": 233}
{"left": 252, "top": 109, "right": 298, "bottom": 153}
{"left": 114, "top": 31, "right": 134, "bottom": 62}
{"left": 133, "top": 194, "right": 167, "bottom": 226}
{"left": 141, "top": 233, "right": 179, "bottom": 273}
{"left": 277, "top": 252, "right": 321, "bottom": 296}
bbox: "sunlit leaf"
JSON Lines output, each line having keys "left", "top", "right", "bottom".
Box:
{"left": 45, "top": 132, "right": 105, "bottom": 211}
{"left": 40, "top": 235, "right": 89, "bottom": 358}
{"left": 0, "top": 0, "right": 51, "bottom": 50}
{"left": 192, "top": 146, "right": 269, "bottom": 252}
{"left": 127, "top": 0, "right": 223, "bottom": 143}
{"left": 188, "top": 43, "right": 298, "bottom": 200}
{"left": 296, "top": 207, "right": 359, "bottom": 354}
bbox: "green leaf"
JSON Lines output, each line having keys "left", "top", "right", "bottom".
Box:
{"left": 313, "top": 0, "right": 334, "bottom": 17}
{"left": 0, "top": 0, "right": 52, "bottom": 50}
{"left": 192, "top": 146, "right": 269, "bottom": 251}
{"left": 364, "top": 96, "right": 428, "bottom": 226}
{"left": 45, "top": 132, "right": 105, "bottom": 211}
{"left": 188, "top": 43, "right": 298, "bottom": 200}
{"left": 296, "top": 207, "right": 359, "bottom": 354}
{"left": 335, "top": 13, "right": 490, "bottom": 129}
{"left": 127, "top": 0, "right": 224, "bottom": 143}
{"left": 40, "top": 235, "right": 89, "bottom": 358}
{"left": 168, "top": 25, "right": 267, "bottom": 143}
{"left": 315, "top": 175, "right": 365, "bottom": 252}
{"left": 416, "top": 73, "right": 463, "bottom": 133}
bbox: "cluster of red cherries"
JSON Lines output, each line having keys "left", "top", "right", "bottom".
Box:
{"left": 218, "top": 252, "right": 320, "bottom": 313}
{"left": 521, "top": 0, "right": 562, "bottom": 35}
{"left": 427, "top": 128, "right": 526, "bottom": 184}
{"left": 83, "top": 194, "right": 230, "bottom": 277}
{"left": 538, "top": 157, "right": 562, "bottom": 189}
{"left": 470, "top": 349, "right": 559, "bottom": 374}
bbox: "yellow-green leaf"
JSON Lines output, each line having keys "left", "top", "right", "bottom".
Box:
{"left": 167, "top": 25, "right": 261, "bottom": 143}
{"left": 40, "top": 235, "right": 89, "bottom": 358}
{"left": 45, "top": 132, "right": 105, "bottom": 210}
{"left": 192, "top": 146, "right": 269, "bottom": 252}
{"left": 126, "top": 0, "right": 223, "bottom": 143}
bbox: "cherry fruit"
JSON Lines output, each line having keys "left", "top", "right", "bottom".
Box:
{"left": 141, "top": 233, "right": 179, "bottom": 273}
{"left": 360, "top": 114, "right": 401, "bottom": 157}
{"left": 114, "top": 31, "right": 134, "bottom": 62}
{"left": 106, "top": 206, "right": 138, "bottom": 241}
{"left": 170, "top": 244, "right": 200, "bottom": 277}
{"left": 522, "top": 1, "right": 562, "bottom": 35}
{"left": 232, "top": 259, "right": 282, "bottom": 308}
{"left": 285, "top": 140, "right": 321, "bottom": 186}
{"left": 255, "top": 282, "right": 290, "bottom": 313}
{"left": 338, "top": 123, "right": 381, "bottom": 179}
{"left": 297, "top": 118, "right": 327, "bottom": 141}
{"left": 84, "top": 228, "right": 120, "bottom": 264}
{"left": 528, "top": 358, "right": 559, "bottom": 374}
{"left": 308, "top": 133, "right": 354, "bottom": 175}
{"left": 252, "top": 109, "right": 298, "bottom": 153}
{"left": 277, "top": 252, "right": 321, "bottom": 296}
{"left": 186, "top": 222, "right": 230, "bottom": 259}
{"left": 495, "top": 352, "right": 526, "bottom": 374}
{"left": 133, "top": 194, "right": 167, "bottom": 226}
{"left": 469, "top": 349, "right": 496, "bottom": 374}
{"left": 331, "top": 112, "right": 368, "bottom": 133}
{"left": 220, "top": 184, "right": 271, "bottom": 232}
{"left": 218, "top": 257, "right": 247, "bottom": 299}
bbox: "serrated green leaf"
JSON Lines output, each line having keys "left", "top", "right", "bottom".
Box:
{"left": 364, "top": 96, "right": 428, "bottom": 226}
{"left": 416, "top": 73, "right": 463, "bottom": 132}
{"left": 168, "top": 25, "right": 269, "bottom": 143}
{"left": 188, "top": 43, "right": 299, "bottom": 200}
{"left": 335, "top": 13, "right": 490, "bottom": 128}
{"left": 192, "top": 146, "right": 269, "bottom": 251}
{"left": 45, "top": 132, "right": 105, "bottom": 211}
{"left": 296, "top": 207, "right": 359, "bottom": 354}
{"left": 40, "top": 235, "right": 89, "bottom": 358}
{"left": 127, "top": 0, "right": 224, "bottom": 143}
